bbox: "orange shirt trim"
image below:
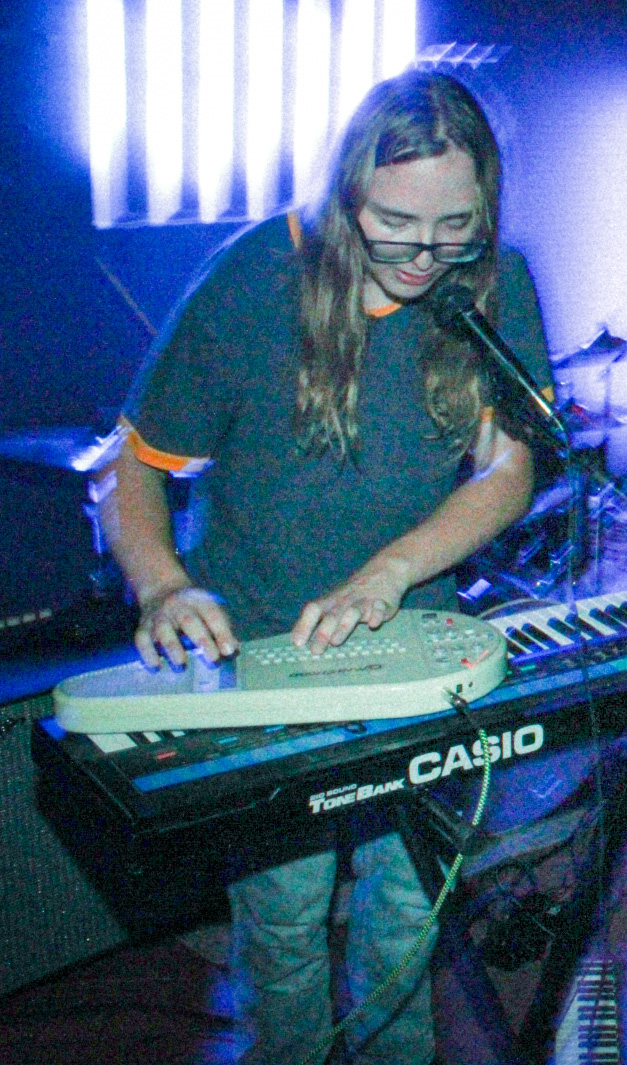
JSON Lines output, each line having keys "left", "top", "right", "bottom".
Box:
{"left": 118, "top": 416, "right": 212, "bottom": 475}
{"left": 287, "top": 211, "right": 303, "bottom": 250}
{"left": 367, "top": 302, "right": 402, "bottom": 318}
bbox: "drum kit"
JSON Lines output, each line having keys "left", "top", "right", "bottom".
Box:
{"left": 1, "top": 329, "right": 627, "bottom": 620}
{"left": 552, "top": 328, "right": 627, "bottom": 478}
{"left": 0, "top": 424, "right": 136, "bottom": 658}
{"left": 0, "top": 422, "right": 128, "bottom": 562}
{"left": 457, "top": 328, "right": 627, "bottom": 604}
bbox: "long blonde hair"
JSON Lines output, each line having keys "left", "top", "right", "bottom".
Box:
{"left": 295, "top": 71, "right": 501, "bottom": 459}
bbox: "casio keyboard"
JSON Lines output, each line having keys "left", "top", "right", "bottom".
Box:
{"left": 32, "top": 591, "right": 627, "bottom": 845}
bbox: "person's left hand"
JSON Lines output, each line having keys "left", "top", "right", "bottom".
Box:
{"left": 291, "top": 554, "right": 409, "bottom": 654}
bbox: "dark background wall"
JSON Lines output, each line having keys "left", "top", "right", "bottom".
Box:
{"left": 0, "top": 3, "right": 241, "bottom": 618}
{"left": 1, "top": 0, "right": 626, "bottom": 621}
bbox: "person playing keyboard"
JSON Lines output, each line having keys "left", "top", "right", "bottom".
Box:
{"left": 104, "top": 69, "right": 553, "bottom": 1065}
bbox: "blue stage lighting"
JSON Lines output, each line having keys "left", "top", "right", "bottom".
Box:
{"left": 293, "top": 0, "right": 331, "bottom": 206}
{"left": 337, "top": 0, "right": 376, "bottom": 132}
{"left": 379, "top": 0, "right": 418, "bottom": 81}
{"left": 86, "top": 0, "right": 423, "bottom": 227}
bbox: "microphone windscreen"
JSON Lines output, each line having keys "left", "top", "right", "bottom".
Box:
{"left": 430, "top": 283, "right": 476, "bottom": 328}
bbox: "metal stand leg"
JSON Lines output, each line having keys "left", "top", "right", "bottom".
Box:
{"left": 392, "top": 798, "right": 529, "bottom": 1065}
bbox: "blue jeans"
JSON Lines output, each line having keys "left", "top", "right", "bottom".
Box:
{"left": 227, "top": 830, "right": 437, "bottom": 1065}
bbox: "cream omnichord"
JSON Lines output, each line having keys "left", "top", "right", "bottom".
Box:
{"left": 53, "top": 610, "right": 507, "bottom": 734}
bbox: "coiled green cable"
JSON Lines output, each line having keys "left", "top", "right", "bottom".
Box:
{"left": 294, "top": 726, "right": 492, "bottom": 1065}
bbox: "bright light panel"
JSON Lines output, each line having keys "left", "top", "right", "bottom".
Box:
{"left": 86, "top": 0, "right": 127, "bottom": 228}
{"left": 146, "top": 0, "right": 183, "bottom": 224}
{"left": 293, "top": 0, "right": 331, "bottom": 205}
{"left": 86, "top": 0, "right": 424, "bottom": 227}
{"left": 246, "top": 0, "right": 284, "bottom": 219}
{"left": 380, "top": 0, "right": 417, "bottom": 80}
{"left": 198, "top": 0, "right": 235, "bottom": 221}
{"left": 337, "top": 0, "right": 376, "bottom": 131}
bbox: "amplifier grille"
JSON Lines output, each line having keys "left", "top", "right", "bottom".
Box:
{"left": 0, "top": 695, "right": 126, "bottom": 996}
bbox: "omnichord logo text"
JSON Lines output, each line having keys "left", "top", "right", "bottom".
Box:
{"left": 308, "top": 724, "right": 544, "bottom": 815}
{"left": 289, "top": 663, "right": 383, "bottom": 679}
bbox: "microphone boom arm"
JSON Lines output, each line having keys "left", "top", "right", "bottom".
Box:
{"left": 461, "top": 307, "right": 568, "bottom": 448}
{"left": 432, "top": 283, "right": 569, "bottom": 453}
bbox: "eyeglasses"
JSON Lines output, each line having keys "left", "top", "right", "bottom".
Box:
{"left": 358, "top": 229, "right": 488, "bottom": 266}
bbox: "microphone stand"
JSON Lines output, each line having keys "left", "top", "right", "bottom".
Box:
{"left": 468, "top": 315, "right": 627, "bottom": 596}
{"left": 431, "top": 284, "right": 627, "bottom": 495}
{"left": 454, "top": 307, "right": 570, "bottom": 454}
{"left": 432, "top": 285, "right": 627, "bottom": 596}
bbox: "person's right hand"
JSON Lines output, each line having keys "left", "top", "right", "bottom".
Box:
{"left": 135, "top": 585, "right": 239, "bottom": 669}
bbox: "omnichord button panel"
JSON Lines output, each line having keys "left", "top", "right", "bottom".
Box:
{"left": 239, "top": 611, "right": 500, "bottom": 689}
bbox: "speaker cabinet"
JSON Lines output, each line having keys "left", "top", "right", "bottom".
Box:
{"left": 0, "top": 694, "right": 127, "bottom": 996}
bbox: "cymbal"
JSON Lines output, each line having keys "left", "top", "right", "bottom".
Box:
{"left": 562, "top": 403, "right": 623, "bottom": 431}
{"left": 0, "top": 425, "right": 126, "bottom": 472}
{"left": 572, "top": 328, "right": 626, "bottom": 359}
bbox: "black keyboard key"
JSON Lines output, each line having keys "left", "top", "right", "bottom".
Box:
{"left": 564, "top": 614, "right": 601, "bottom": 638}
{"left": 604, "top": 605, "right": 627, "bottom": 629}
{"left": 128, "top": 731, "right": 165, "bottom": 745}
{"left": 505, "top": 627, "right": 542, "bottom": 652}
{"left": 589, "top": 607, "right": 626, "bottom": 632}
{"left": 547, "top": 616, "right": 580, "bottom": 638}
{"left": 521, "top": 622, "right": 560, "bottom": 649}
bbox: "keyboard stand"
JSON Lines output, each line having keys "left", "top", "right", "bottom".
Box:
{"left": 422, "top": 767, "right": 627, "bottom": 1065}
{"left": 391, "top": 797, "right": 529, "bottom": 1065}
{"left": 393, "top": 801, "right": 445, "bottom": 906}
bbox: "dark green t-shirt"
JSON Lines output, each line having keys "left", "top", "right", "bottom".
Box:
{"left": 126, "top": 213, "right": 552, "bottom": 640}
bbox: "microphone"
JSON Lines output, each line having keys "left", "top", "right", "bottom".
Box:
{"left": 431, "top": 284, "right": 569, "bottom": 452}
